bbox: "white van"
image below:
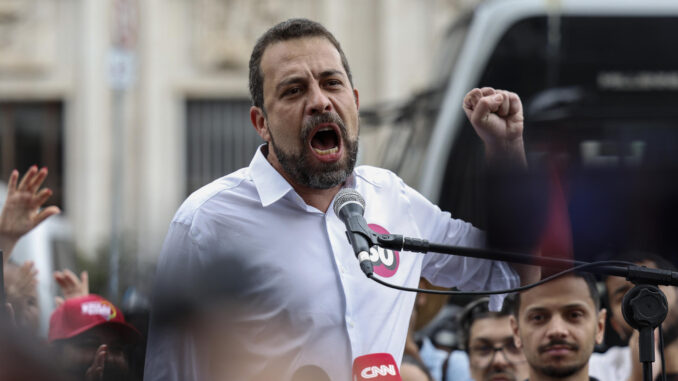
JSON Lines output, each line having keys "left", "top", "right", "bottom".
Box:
{"left": 363, "top": 0, "right": 678, "bottom": 259}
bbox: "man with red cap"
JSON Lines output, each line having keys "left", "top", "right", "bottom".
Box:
{"left": 49, "top": 294, "right": 141, "bottom": 381}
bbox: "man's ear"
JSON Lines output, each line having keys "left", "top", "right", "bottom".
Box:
{"left": 250, "top": 106, "right": 269, "bottom": 141}
{"left": 510, "top": 315, "right": 523, "bottom": 348}
{"left": 596, "top": 308, "right": 607, "bottom": 345}
{"left": 353, "top": 88, "right": 360, "bottom": 109}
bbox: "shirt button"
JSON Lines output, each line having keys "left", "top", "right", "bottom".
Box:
{"left": 339, "top": 264, "right": 345, "bottom": 273}
{"left": 347, "top": 319, "right": 354, "bottom": 328}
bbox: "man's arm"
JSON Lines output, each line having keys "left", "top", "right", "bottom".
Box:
{"left": 0, "top": 167, "right": 61, "bottom": 264}
{"left": 462, "top": 87, "right": 539, "bottom": 285}
{"left": 463, "top": 87, "right": 527, "bottom": 168}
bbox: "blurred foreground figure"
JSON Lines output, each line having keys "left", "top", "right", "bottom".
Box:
{"left": 145, "top": 17, "right": 537, "bottom": 381}
{"left": 511, "top": 273, "right": 606, "bottom": 381}
{"left": 49, "top": 294, "right": 141, "bottom": 381}
{"left": 0, "top": 321, "right": 68, "bottom": 381}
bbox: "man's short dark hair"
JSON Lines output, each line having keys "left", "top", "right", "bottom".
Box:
{"left": 514, "top": 272, "right": 601, "bottom": 316}
{"left": 458, "top": 295, "right": 515, "bottom": 352}
{"left": 248, "top": 18, "right": 354, "bottom": 110}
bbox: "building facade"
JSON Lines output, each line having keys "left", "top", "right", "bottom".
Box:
{"left": 0, "top": 0, "right": 474, "bottom": 295}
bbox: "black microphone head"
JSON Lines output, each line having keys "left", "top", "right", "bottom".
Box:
{"left": 333, "top": 188, "right": 365, "bottom": 216}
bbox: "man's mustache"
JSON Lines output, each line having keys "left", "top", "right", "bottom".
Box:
{"left": 538, "top": 339, "right": 579, "bottom": 353}
{"left": 301, "top": 112, "right": 347, "bottom": 139}
{"left": 485, "top": 371, "right": 516, "bottom": 381}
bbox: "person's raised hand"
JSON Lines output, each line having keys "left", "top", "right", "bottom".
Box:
{"left": 1, "top": 167, "right": 61, "bottom": 262}
{"left": 85, "top": 344, "right": 108, "bottom": 381}
{"left": 463, "top": 87, "right": 526, "bottom": 165}
{"left": 54, "top": 269, "right": 89, "bottom": 306}
{"left": 6, "top": 261, "right": 39, "bottom": 302}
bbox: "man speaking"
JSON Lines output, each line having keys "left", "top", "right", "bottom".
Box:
{"left": 144, "top": 18, "right": 537, "bottom": 381}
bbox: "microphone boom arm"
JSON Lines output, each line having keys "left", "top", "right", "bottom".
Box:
{"left": 374, "top": 234, "right": 678, "bottom": 287}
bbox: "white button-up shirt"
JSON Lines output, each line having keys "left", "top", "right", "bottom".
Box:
{"left": 144, "top": 147, "right": 519, "bottom": 381}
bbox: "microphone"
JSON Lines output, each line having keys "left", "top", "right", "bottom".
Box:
{"left": 333, "top": 188, "right": 375, "bottom": 276}
{"left": 352, "top": 353, "right": 402, "bottom": 380}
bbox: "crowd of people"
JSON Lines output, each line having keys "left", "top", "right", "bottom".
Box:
{"left": 1, "top": 17, "right": 677, "bottom": 381}
{"left": 1, "top": 167, "right": 677, "bottom": 381}
{"left": 1, "top": 168, "right": 143, "bottom": 380}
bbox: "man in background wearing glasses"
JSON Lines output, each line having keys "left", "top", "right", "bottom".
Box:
{"left": 459, "top": 296, "right": 529, "bottom": 381}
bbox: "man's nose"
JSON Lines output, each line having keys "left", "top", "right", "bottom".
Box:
{"left": 306, "top": 83, "right": 332, "bottom": 115}
{"left": 490, "top": 350, "right": 510, "bottom": 369}
{"left": 545, "top": 316, "right": 568, "bottom": 339}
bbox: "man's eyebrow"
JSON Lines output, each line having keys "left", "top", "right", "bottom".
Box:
{"left": 471, "top": 336, "right": 514, "bottom": 344}
{"left": 319, "top": 69, "right": 344, "bottom": 78}
{"left": 276, "top": 76, "right": 306, "bottom": 93}
{"left": 613, "top": 284, "right": 631, "bottom": 296}
{"left": 275, "top": 70, "right": 345, "bottom": 94}
{"left": 560, "top": 302, "right": 590, "bottom": 310}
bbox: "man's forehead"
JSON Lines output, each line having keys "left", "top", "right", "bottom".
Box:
{"left": 470, "top": 316, "right": 513, "bottom": 338}
{"left": 520, "top": 276, "right": 596, "bottom": 313}
{"left": 606, "top": 276, "right": 631, "bottom": 297}
{"left": 260, "top": 37, "right": 345, "bottom": 83}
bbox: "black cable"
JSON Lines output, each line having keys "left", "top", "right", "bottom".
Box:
{"left": 366, "top": 260, "right": 639, "bottom": 296}
{"left": 659, "top": 324, "right": 667, "bottom": 381}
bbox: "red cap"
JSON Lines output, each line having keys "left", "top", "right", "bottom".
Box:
{"left": 48, "top": 294, "right": 141, "bottom": 343}
{"left": 352, "top": 353, "right": 402, "bottom": 380}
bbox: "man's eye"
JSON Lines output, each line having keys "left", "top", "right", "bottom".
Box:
{"left": 283, "top": 87, "right": 302, "bottom": 96}
{"left": 569, "top": 310, "right": 584, "bottom": 320}
{"left": 505, "top": 341, "right": 520, "bottom": 354}
{"left": 472, "top": 346, "right": 493, "bottom": 356}
{"left": 529, "top": 314, "right": 544, "bottom": 323}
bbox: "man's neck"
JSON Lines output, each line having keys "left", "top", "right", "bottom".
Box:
{"left": 292, "top": 183, "right": 341, "bottom": 213}
{"left": 664, "top": 340, "right": 678, "bottom": 374}
{"left": 529, "top": 365, "right": 590, "bottom": 381}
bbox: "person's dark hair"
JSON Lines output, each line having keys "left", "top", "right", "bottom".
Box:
{"left": 458, "top": 295, "right": 515, "bottom": 352}
{"left": 248, "top": 18, "right": 354, "bottom": 110}
{"left": 514, "top": 272, "right": 601, "bottom": 316}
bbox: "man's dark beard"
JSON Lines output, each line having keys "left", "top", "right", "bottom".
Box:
{"left": 534, "top": 340, "right": 585, "bottom": 379}
{"left": 484, "top": 370, "right": 517, "bottom": 381}
{"left": 537, "top": 364, "right": 586, "bottom": 379}
{"left": 268, "top": 112, "right": 358, "bottom": 189}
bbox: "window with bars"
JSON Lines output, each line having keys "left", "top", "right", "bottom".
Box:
{"left": 185, "top": 99, "right": 263, "bottom": 195}
{"left": 0, "top": 101, "right": 64, "bottom": 209}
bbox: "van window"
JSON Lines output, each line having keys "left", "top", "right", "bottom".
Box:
{"left": 438, "top": 15, "right": 678, "bottom": 232}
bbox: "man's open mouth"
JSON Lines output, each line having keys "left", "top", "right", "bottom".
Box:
{"left": 309, "top": 123, "right": 343, "bottom": 160}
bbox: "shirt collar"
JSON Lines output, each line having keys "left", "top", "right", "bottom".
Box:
{"left": 250, "top": 145, "right": 295, "bottom": 207}
{"left": 249, "top": 144, "right": 359, "bottom": 208}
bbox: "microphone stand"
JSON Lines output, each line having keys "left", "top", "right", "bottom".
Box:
{"left": 347, "top": 225, "right": 673, "bottom": 381}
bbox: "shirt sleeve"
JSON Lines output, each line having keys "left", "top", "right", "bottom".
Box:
{"left": 588, "top": 347, "right": 632, "bottom": 381}
{"left": 403, "top": 181, "right": 520, "bottom": 311}
{"left": 144, "top": 220, "right": 203, "bottom": 381}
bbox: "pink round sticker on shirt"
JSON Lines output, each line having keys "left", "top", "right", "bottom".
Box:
{"left": 367, "top": 224, "right": 400, "bottom": 277}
